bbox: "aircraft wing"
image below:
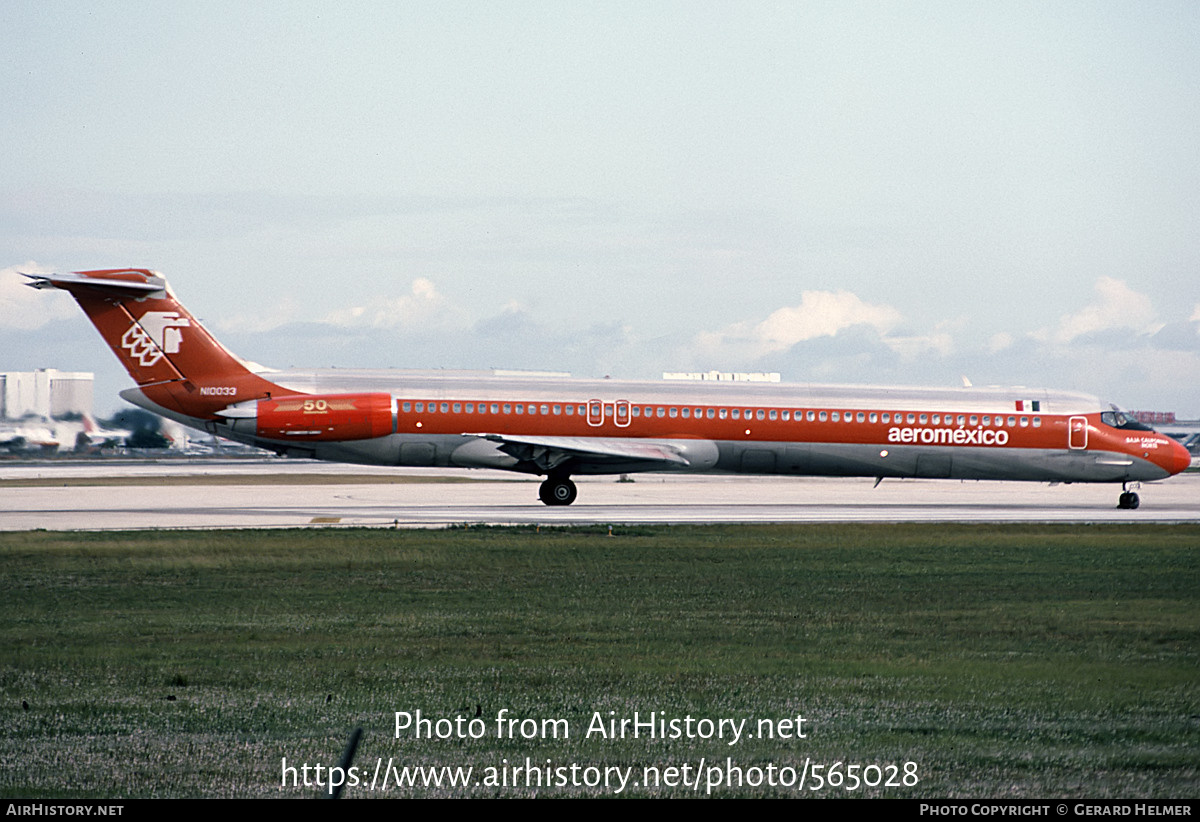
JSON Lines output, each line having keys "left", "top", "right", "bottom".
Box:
{"left": 472, "top": 433, "right": 693, "bottom": 472}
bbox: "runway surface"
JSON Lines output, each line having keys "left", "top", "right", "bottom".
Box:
{"left": 2, "top": 459, "right": 1197, "bottom": 530}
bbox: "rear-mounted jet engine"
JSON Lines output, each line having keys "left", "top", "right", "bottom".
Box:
{"left": 217, "top": 393, "right": 395, "bottom": 441}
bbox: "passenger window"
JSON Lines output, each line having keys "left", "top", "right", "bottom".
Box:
{"left": 656, "top": 407, "right": 666, "bottom": 418}
{"left": 707, "top": 408, "right": 715, "bottom": 419}
{"left": 1007, "top": 416, "right": 1016, "bottom": 426}
{"left": 669, "top": 407, "right": 678, "bottom": 418}
{"left": 919, "top": 414, "right": 928, "bottom": 424}
{"left": 906, "top": 414, "right": 916, "bottom": 424}
{"left": 969, "top": 415, "right": 978, "bottom": 425}
{"left": 756, "top": 410, "right": 765, "bottom": 420}
{"left": 1020, "top": 416, "right": 1028, "bottom": 427}
{"left": 869, "top": 412, "right": 877, "bottom": 423}
{"left": 732, "top": 409, "right": 741, "bottom": 420}
{"left": 402, "top": 402, "right": 412, "bottom": 412}
{"left": 503, "top": 404, "right": 511, "bottom": 414}
{"left": 881, "top": 413, "right": 890, "bottom": 423}
{"left": 857, "top": 412, "right": 865, "bottom": 423}
{"left": 453, "top": 403, "right": 461, "bottom": 413}
{"left": 553, "top": 405, "right": 561, "bottom": 415}
{"left": 719, "top": 408, "right": 728, "bottom": 419}
{"left": 681, "top": 408, "right": 690, "bottom": 419}
{"left": 819, "top": 411, "right": 827, "bottom": 422}
{"left": 1033, "top": 416, "right": 1041, "bottom": 427}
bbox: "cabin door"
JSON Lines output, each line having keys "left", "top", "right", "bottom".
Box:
{"left": 1068, "top": 416, "right": 1088, "bottom": 450}
{"left": 614, "top": 400, "right": 631, "bottom": 427}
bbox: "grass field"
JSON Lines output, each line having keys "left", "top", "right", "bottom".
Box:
{"left": 1, "top": 524, "right": 1196, "bottom": 798}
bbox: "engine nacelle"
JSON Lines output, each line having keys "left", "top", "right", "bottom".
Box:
{"left": 220, "top": 393, "right": 395, "bottom": 441}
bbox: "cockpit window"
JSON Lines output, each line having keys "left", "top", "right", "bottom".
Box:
{"left": 1100, "top": 409, "right": 1154, "bottom": 432}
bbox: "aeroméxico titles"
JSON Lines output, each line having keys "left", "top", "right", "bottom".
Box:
{"left": 26, "top": 269, "right": 1190, "bottom": 508}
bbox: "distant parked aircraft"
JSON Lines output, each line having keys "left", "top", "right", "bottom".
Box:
{"left": 0, "top": 413, "right": 127, "bottom": 453}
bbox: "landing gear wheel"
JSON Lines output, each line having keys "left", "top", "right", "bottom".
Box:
{"left": 539, "top": 477, "right": 577, "bottom": 506}
{"left": 1117, "top": 491, "right": 1140, "bottom": 510}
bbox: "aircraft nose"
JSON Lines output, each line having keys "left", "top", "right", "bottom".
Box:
{"left": 1156, "top": 438, "right": 1193, "bottom": 477}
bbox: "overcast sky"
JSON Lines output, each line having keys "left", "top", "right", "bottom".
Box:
{"left": 3, "top": 1, "right": 1198, "bottom": 417}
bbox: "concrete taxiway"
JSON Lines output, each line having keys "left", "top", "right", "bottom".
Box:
{"left": 2, "top": 460, "right": 1197, "bottom": 530}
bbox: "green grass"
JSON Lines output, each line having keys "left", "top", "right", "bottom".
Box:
{"left": 1, "top": 524, "right": 1197, "bottom": 797}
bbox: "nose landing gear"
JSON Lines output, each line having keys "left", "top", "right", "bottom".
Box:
{"left": 539, "top": 475, "right": 578, "bottom": 506}
{"left": 1117, "top": 483, "right": 1140, "bottom": 510}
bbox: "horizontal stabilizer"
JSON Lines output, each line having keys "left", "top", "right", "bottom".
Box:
{"left": 23, "top": 270, "right": 167, "bottom": 296}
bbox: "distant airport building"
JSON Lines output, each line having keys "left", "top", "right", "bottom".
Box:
{"left": 0, "top": 369, "right": 94, "bottom": 419}
{"left": 663, "top": 371, "right": 782, "bottom": 382}
{"left": 1132, "top": 410, "right": 1176, "bottom": 425}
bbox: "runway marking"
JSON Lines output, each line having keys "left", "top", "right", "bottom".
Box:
{"left": 309, "top": 516, "right": 342, "bottom": 524}
{"left": 0, "top": 474, "right": 512, "bottom": 488}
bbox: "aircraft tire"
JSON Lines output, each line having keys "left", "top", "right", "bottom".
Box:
{"left": 1118, "top": 491, "right": 1140, "bottom": 510}
{"left": 539, "top": 477, "right": 577, "bottom": 506}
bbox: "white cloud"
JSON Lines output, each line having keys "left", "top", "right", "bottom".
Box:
{"left": 1038, "top": 277, "right": 1158, "bottom": 345}
{"left": 692, "top": 290, "right": 902, "bottom": 360}
{"left": 883, "top": 331, "right": 954, "bottom": 359}
{"left": 0, "top": 263, "right": 78, "bottom": 331}
{"left": 1190, "top": 304, "right": 1200, "bottom": 325}
{"left": 987, "top": 331, "right": 1015, "bottom": 354}
{"left": 216, "top": 296, "right": 301, "bottom": 334}
{"left": 323, "top": 277, "right": 465, "bottom": 330}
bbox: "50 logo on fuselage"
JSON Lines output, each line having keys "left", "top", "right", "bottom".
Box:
{"left": 121, "top": 311, "right": 190, "bottom": 367}
{"left": 888, "top": 426, "right": 1010, "bottom": 446}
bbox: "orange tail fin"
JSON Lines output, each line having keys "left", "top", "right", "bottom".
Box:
{"left": 25, "top": 269, "right": 288, "bottom": 418}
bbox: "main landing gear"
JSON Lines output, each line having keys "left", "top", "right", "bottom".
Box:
{"left": 538, "top": 475, "right": 577, "bottom": 506}
{"left": 1118, "top": 483, "right": 1140, "bottom": 510}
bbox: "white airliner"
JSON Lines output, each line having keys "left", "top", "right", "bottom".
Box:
{"left": 26, "top": 269, "right": 1191, "bottom": 508}
{"left": 0, "top": 414, "right": 126, "bottom": 453}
